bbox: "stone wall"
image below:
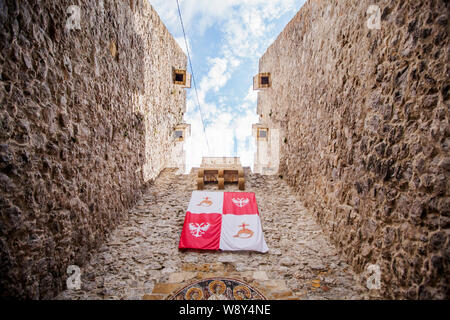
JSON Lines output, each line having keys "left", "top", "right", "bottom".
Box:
{"left": 56, "top": 169, "right": 368, "bottom": 300}
{"left": 257, "top": 0, "right": 449, "bottom": 299}
{"left": 0, "top": 0, "right": 186, "bottom": 298}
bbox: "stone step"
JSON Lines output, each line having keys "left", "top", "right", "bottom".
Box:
{"left": 145, "top": 265, "right": 295, "bottom": 300}
{"left": 151, "top": 283, "right": 183, "bottom": 295}
{"left": 142, "top": 294, "right": 166, "bottom": 300}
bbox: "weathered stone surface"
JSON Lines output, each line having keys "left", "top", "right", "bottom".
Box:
{"left": 280, "top": 257, "right": 296, "bottom": 267}
{"left": 0, "top": 0, "right": 186, "bottom": 299}
{"left": 2, "top": 0, "right": 448, "bottom": 301}
{"left": 257, "top": 0, "right": 449, "bottom": 299}
{"left": 253, "top": 271, "right": 269, "bottom": 281}
{"left": 56, "top": 169, "right": 368, "bottom": 300}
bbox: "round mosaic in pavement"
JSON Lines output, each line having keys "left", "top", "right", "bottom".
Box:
{"left": 168, "top": 277, "right": 267, "bottom": 300}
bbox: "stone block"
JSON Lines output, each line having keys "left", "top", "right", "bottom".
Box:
{"left": 151, "top": 283, "right": 182, "bottom": 295}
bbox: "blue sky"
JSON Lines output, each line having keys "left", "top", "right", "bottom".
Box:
{"left": 148, "top": 0, "right": 306, "bottom": 171}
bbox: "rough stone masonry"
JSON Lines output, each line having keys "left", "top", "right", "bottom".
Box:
{"left": 256, "top": 0, "right": 449, "bottom": 299}
{"left": 56, "top": 169, "right": 369, "bottom": 300}
{"left": 0, "top": 0, "right": 448, "bottom": 300}
{"left": 0, "top": 0, "right": 186, "bottom": 299}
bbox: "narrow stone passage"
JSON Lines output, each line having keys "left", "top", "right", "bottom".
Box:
{"left": 57, "top": 169, "right": 368, "bottom": 300}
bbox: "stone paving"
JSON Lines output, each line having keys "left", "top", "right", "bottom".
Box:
{"left": 56, "top": 168, "right": 371, "bottom": 300}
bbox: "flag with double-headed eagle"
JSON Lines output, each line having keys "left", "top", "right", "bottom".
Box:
{"left": 179, "top": 191, "right": 269, "bottom": 253}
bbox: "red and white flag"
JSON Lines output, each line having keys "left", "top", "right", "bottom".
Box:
{"left": 179, "top": 191, "right": 269, "bottom": 253}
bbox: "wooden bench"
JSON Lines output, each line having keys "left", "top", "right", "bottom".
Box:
{"left": 197, "top": 168, "right": 245, "bottom": 190}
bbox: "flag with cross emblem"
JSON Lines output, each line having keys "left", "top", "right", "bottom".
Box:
{"left": 179, "top": 191, "right": 269, "bottom": 253}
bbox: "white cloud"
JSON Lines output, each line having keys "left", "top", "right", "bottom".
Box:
{"left": 150, "top": 0, "right": 300, "bottom": 36}
{"left": 185, "top": 102, "right": 259, "bottom": 170}
{"left": 200, "top": 58, "right": 230, "bottom": 96}
{"left": 244, "top": 85, "right": 257, "bottom": 103}
{"left": 149, "top": 0, "right": 305, "bottom": 172}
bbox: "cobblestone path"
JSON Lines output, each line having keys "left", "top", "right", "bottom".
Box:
{"left": 57, "top": 169, "right": 370, "bottom": 300}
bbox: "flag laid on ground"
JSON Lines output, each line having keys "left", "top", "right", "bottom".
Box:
{"left": 179, "top": 191, "right": 269, "bottom": 253}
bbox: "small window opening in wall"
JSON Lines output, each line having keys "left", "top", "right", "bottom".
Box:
{"left": 175, "top": 130, "right": 184, "bottom": 141}
{"left": 175, "top": 72, "right": 184, "bottom": 83}
{"left": 173, "top": 69, "right": 186, "bottom": 85}
{"left": 173, "top": 68, "right": 191, "bottom": 88}
{"left": 258, "top": 128, "right": 268, "bottom": 139}
{"left": 253, "top": 72, "right": 271, "bottom": 90}
{"left": 259, "top": 73, "right": 271, "bottom": 88}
